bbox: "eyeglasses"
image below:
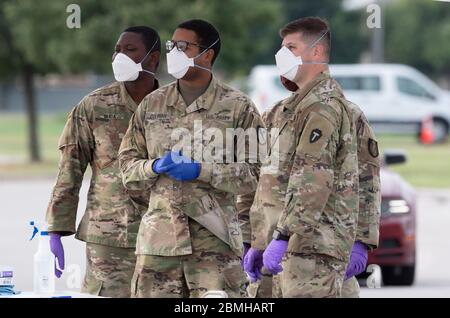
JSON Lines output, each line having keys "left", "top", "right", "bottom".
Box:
{"left": 166, "top": 40, "right": 207, "bottom": 52}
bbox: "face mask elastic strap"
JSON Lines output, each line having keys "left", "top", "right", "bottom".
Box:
{"left": 194, "top": 64, "right": 212, "bottom": 73}
{"left": 307, "top": 30, "right": 329, "bottom": 49}
{"left": 139, "top": 38, "right": 159, "bottom": 64}
{"left": 194, "top": 38, "right": 220, "bottom": 59}
{"left": 302, "top": 61, "right": 328, "bottom": 65}
{"left": 142, "top": 70, "right": 156, "bottom": 76}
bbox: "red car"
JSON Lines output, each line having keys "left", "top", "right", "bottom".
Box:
{"left": 365, "top": 151, "right": 417, "bottom": 286}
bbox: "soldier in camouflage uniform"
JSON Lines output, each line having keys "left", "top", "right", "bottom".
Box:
{"left": 46, "top": 26, "right": 161, "bottom": 298}
{"left": 277, "top": 77, "right": 381, "bottom": 298}
{"left": 244, "top": 82, "right": 381, "bottom": 299}
{"left": 342, "top": 101, "right": 381, "bottom": 297}
{"left": 244, "top": 17, "right": 359, "bottom": 298}
{"left": 118, "top": 19, "right": 263, "bottom": 298}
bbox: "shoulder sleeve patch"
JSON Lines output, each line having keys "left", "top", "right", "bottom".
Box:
{"left": 368, "top": 138, "right": 379, "bottom": 158}
{"left": 298, "top": 112, "right": 335, "bottom": 160}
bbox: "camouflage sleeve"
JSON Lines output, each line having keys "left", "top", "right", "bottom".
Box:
{"left": 197, "top": 101, "right": 263, "bottom": 195}
{"left": 46, "top": 100, "right": 94, "bottom": 235}
{"left": 277, "top": 104, "right": 341, "bottom": 236}
{"left": 118, "top": 102, "right": 159, "bottom": 191}
{"left": 356, "top": 114, "right": 381, "bottom": 249}
{"left": 247, "top": 108, "right": 273, "bottom": 248}
{"left": 236, "top": 191, "right": 256, "bottom": 244}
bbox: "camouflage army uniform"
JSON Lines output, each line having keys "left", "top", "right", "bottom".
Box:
{"left": 250, "top": 71, "right": 359, "bottom": 298}
{"left": 342, "top": 101, "right": 381, "bottom": 298}
{"left": 46, "top": 81, "right": 158, "bottom": 297}
{"left": 118, "top": 77, "right": 263, "bottom": 298}
{"left": 236, "top": 182, "right": 274, "bottom": 298}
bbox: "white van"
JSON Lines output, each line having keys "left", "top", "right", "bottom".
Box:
{"left": 248, "top": 64, "right": 450, "bottom": 142}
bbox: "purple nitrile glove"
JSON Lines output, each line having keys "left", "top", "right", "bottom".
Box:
{"left": 243, "top": 248, "right": 264, "bottom": 283}
{"left": 345, "top": 241, "right": 368, "bottom": 280}
{"left": 262, "top": 239, "right": 288, "bottom": 275}
{"left": 241, "top": 243, "right": 251, "bottom": 267}
{"left": 49, "top": 233, "right": 65, "bottom": 278}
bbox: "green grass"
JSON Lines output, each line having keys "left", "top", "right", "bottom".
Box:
{"left": 1, "top": 114, "right": 450, "bottom": 188}
{"left": 0, "top": 113, "right": 67, "bottom": 178}
{"left": 378, "top": 134, "right": 450, "bottom": 188}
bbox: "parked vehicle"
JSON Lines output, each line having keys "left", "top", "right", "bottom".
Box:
{"left": 364, "top": 150, "right": 417, "bottom": 286}
{"left": 248, "top": 64, "right": 450, "bottom": 142}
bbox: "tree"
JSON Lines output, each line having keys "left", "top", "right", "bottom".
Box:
{"left": 256, "top": 0, "right": 369, "bottom": 66}
{"left": 385, "top": 0, "right": 450, "bottom": 78}
{"left": 0, "top": 0, "right": 283, "bottom": 162}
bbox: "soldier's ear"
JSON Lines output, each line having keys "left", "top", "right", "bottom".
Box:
{"left": 203, "top": 49, "right": 214, "bottom": 66}
{"left": 314, "top": 43, "right": 326, "bottom": 58}
{"left": 149, "top": 51, "right": 160, "bottom": 71}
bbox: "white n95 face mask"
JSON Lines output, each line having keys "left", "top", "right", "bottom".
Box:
{"left": 112, "top": 39, "right": 158, "bottom": 82}
{"left": 166, "top": 38, "right": 219, "bottom": 79}
{"left": 274, "top": 30, "right": 329, "bottom": 81}
{"left": 275, "top": 46, "right": 303, "bottom": 81}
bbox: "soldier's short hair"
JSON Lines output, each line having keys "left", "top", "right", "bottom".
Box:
{"left": 177, "top": 19, "right": 221, "bottom": 65}
{"left": 123, "top": 26, "right": 161, "bottom": 53}
{"left": 279, "top": 17, "right": 331, "bottom": 58}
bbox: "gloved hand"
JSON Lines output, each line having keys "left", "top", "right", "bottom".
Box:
{"left": 243, "top": 248, "right": 264, "bottom": 282}
{"left": 345, "top": 241, "right": 368, "bottom": 280}
{"left": 241, "top": 243, "right": 251, "bottom": 267}
{"left": 164, "top": 151, "right": 201, "bottom": 181}
{"left": 49, "top": 233, "right": 65, "bottom": 278}
{"left": 262, "top": 239, "right": 288, "bottom": 275}
{"left": 152, "top": 151, "right": 177, "bottom": 174}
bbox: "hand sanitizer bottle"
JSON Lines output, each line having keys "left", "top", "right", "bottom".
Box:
{"left": 30, "top": 221, "right": 55, "bottom": 294}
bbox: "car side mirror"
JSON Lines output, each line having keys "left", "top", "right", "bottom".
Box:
{"left": 384, "top": 150, "right": 407, "bottom": 165}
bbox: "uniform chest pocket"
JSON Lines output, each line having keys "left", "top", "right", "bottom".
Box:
{"left": 276, "top": 123, "right": 297, "bottom": 163}
{"left": 92, "top": 118, "right": 129, "bottom": 169}
{"left": 145, "top": 121, "right": 178, "bottom": 157}
{"left": 202, "top": 119, "right": 235, "bottom": 162}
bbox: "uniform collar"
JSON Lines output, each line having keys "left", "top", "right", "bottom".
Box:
{"left": 283, "top": 70, "right": 331, "bottom": 111}
{"left": 169, "top": 75, "right": 217, "bottom": 115}
{"left": 120, "top": 79, "right": 160, "bottom": 112}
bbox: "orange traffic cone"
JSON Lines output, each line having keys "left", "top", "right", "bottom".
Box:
{"left": 420, "top": 116, "right": 434, "bottom": 145}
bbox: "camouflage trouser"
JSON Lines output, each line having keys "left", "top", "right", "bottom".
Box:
{"left": 246, "top": 273, "right": 273, "bottom": 298}
{"left": 81, "top": 242, "right": 136, "bottom": 298}
{"left": 342, "top": 276, "right": 360, "bottom": 298}
{"left": 273, "top": 252, "right": 347, "bottom": 298}
{"left": 131, "top": 220, "right": 247, "bottom": 298}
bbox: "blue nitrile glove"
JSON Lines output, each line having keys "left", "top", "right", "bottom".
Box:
{"left": 164, "top": 151, "right": 201, "bottom": 181}
{"left": 0, "top": 285, "right": 20, "bottom": 296}
{"left": 152, "top": 151, "right": 177, "bottom": 174}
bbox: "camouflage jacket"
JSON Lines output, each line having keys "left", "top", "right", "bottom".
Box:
{"left": 118, "top": 77, "right": 263, "bottom": 257}
{"left": 349, "top": 102, "right": 381, "bottom": 249}
{"left": 250, "top": 71, "right": 359, "bottom": 262}
{"left": 46, "top": 81, "right": 158, "bottom": 248}
{"left": 311, "top": 84, "right": 381, "bottom": 249}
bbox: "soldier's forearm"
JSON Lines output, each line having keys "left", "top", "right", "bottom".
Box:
{"left": 46, "top": 196, "right": 79, "bottom": 235}
{"left": 120, "top": 156, "right": 159, "bottom": 190}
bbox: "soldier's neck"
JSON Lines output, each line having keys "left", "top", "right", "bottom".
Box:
{"left": 125, "top": 75, "right": 156, "bottom": 105}
{"left": 179, "top": 73, "right": 212, "bottom": 92}
{"left": 295, "top": 65, "right": 328, "bottom": 90}
{"left": 178, "top": 74, "right": 212, "bottom": 106}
